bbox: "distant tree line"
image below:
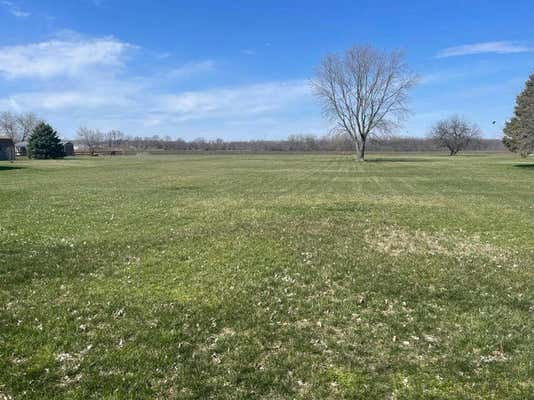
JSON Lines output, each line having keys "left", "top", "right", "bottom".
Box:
{"left": 0, "top": 113, "right": 506, "bottom": 157}
{"left": 74, "top": 129, "right": 505, "bottom": 154}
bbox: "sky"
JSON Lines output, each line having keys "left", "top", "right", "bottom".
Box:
{"left": 0, "top": 0, "right": 533, "bottom": 141}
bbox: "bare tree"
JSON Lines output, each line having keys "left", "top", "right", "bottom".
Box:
{"left": 16, "top": 112, "right": 41, "bottom": 142}
{"left": 0, "top": 111, "right": 43, "bottom": 142}
{"left": 312, "top": 45, "right": 417, "bottom": 161}
{"left": 104, "top": 130, "right": 125, "bottom": 148}
{"left": 77, "top": 127, "right": 103, "bottom": 156}
{"left": 428, "top": 116, "right": 481, "bottom": 156}
{"left": 0, "top": 111, "right": 20, "bottom": 141}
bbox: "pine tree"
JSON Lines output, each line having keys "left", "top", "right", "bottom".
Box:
{"left": 28, "top": 123, "right": 65, "bottom": 159}
{"left": 503, "top": 73, "right": 534, "bottom": 157}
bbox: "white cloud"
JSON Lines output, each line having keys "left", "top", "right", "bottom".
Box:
{"left": 0, "top": 34, "right": 134, "bottom": 79}
{"left": 166, "top": 60, "right": 216, "bottom": 79}
{"left": 156, "top": 80, "right": 311, "bottom": 120}
{"left": 2, "top": 90, "right": 134, "bottom": 111}
{"left": 1, "top": 1, "right": 30, "bottom": 17}
{"left": 437, "top": 41, "right": 532, "bottom": 58}
{"left": 0, "top": 78, "right": 317, "bottom": 137}
{"left": 156, "top": 52, "right": 172, "bottom": 60}
{"left": 420, "top": 63, "right": 507, "bottom": 85}
{"left": 9, "top": 8, "right": 29, "bottom": 17}
{"left": 0, "top": 32, "right": 322, "bottom": 139}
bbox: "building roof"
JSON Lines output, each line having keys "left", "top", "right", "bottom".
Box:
{"left": 0, "top": 137, "right": 15, "bottom": 145}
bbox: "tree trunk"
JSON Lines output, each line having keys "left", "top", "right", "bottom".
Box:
{"left": 355, "top": 138, "right": 366, "bottom": 161}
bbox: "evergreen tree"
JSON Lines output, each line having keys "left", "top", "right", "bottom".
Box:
{"left": 503, "top": 73, "right": 534, "bottom": 157}
{"left": 28, "top": 123, "right": 65, "bottom": 159}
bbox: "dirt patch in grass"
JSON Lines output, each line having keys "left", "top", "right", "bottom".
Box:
{"left": 365, "top": 225, "right": 512, "bottom": 263}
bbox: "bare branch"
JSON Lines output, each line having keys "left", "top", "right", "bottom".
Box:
{"left": 16, "top": 112, "right": 42, "bottom": 141}
{"left": 77, "top": 127, "right": 103, "bottom": 156}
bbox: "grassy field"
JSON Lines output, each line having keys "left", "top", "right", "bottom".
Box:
{"left": 1, "top": 153, "right": 533, "bottom": 399}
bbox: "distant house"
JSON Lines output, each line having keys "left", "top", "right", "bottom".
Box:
{"left": 0, "top": 138, "right": 15, "bottom": 161}
{"left": 15, "top": 141, "right": 28, "bottom": 156}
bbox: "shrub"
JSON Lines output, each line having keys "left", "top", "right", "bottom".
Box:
{"left": 28, "top": 123, "right": 65, "bottom": 159}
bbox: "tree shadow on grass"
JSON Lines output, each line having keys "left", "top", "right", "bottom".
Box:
{"left": 0, "top": 165, "right": 23, "bottom": 171}
{"left": 513, "top": 164, "right": 534, "bottom": 169}
{"left": 365, "top": 157, "right": 438, "bottom": 163}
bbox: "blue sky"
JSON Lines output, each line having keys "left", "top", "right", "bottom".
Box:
{"left": 0, "top": 0, "right": 533, "bottom": 140}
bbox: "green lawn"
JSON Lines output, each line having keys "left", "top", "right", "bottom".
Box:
{"left": 1, "top": 153, "right": 533, "bottom": 399}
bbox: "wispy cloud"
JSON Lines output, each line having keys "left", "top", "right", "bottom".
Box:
{"left": 156, "top": 80, "right": 311, "bottom": 121}
{"left": 1, "top": 90, "right": 134, "bottom": 110}
{"left": 0, "top": 33, "right": 134, "bottom": 79}
{"left": 0, "top": 79, "right": 317, "bottom": 137}
{"left": 437, "top": 41, "right": 532, "bottom": 58}
{"left": 1, "top": 0, "right": 30, "bottom": 17}
{"left": 1, "top": 79, "right": 310, "bottom": 115}
{"left": 420, "top": 63, "right": 507, "bottom": 85}
{"left": 166, "top": 60, "right": 216, "bottom": 79}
